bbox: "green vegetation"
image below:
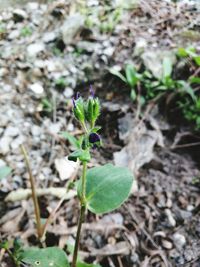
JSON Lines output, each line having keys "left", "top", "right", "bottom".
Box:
{"left": 55, "top": 77, "right": 67, "bottom": 90}
{"left": 20, "top": 26, "right": 32, "bottom": 37}
{"left": 110, "top": 47, "right": 200, "bottom": 129}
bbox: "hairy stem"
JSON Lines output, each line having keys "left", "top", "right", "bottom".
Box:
{"left": 81, "top": 162, "right": 87, "bottom": 204}
{"left": 20, "top": 145, "right": 42, "bottom": 239}
{"left": 72, "top": 161, "right": 87, "bottom": 267}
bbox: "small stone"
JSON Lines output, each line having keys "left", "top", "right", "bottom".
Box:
{"left": 67, "top": 123, "right": 74, "bottom": 132}
{"left": 49, "top": 123, "right": 61, "bottom": 134}
{"left": 173, "top": 233, "right": 186, "bottom": 249}
{"left": 162, "top": 239, "right": 173, "bottom": 250}
{"left": 0, "top": 159, "right": 6, "bottom": 167}
{"left": 62, "top": 13, "right": 84, "bottom": 45}
{"left": 34, "top": 60, "right": 46, "bottom": 69}
{"left": 101, "top": 213, "right": 124, "bottom": 225}
{"left": 27, "top": 42, "right": 45, "bottom": 57}
{"left": 130, "top": 253, "right": 139, "bottom": 263}
{"left": 165, "top": 209, "right": 176, "bottom": 227}
{"left": 27, "top": 2, "right": 39, "bottom": 10}
{"left": 134, "top": 38, "right": 147, "bottom": 56}
{"left": 29, "top": 83, "right": 44, "bottom": 95}
{"left": 103, "top": 47, "right": 115, "bottom": 57}
{"left": 8, "top": 29, "right": 20, "bottom": 40}
{"left": 31, "top": 125, "right": 41, "bottom": 136}
{"left": 43, "top": 31, "right": 57, "bottom": 43}
{"left": 4, "top": 126, "right": 20, "bottom": 137}
{"left": 13, "top": 9, "right": 28, "bottom": 22}
{"left": 187, "top": 205, "right": 194, "bottom": 211}
{"left": 0, "top": 68, "right": 8, "bottom": 77}
{"left": 77, "top": 41, "right": 100, "bottom": 53}
{"left": 55, "top": 157, "right": 78, "bottom": 180}
{"left": 0, "top": 136, "right": 12, "bottom": 154}
{"left": 63, "top": 87, "right": 73, "bottom": 98}
{"left": 11, "top": 136, "right": 24, "bottom": 150}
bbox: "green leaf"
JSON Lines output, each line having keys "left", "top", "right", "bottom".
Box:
{"left": 194, "top": 56, "right": 200, "bottom": 66}
{"left": 77, "top": 262, "right": 101, "bottom": 267}
{"left": 109, "top": 68, "right": 127, "bottom": 83}
{"left": 125, "top": 64, "right": 140, "bottom": 88}
{"left": 85, "top": 164, "right": 134, "bottom": 214}
{"left": 91, "top": 126, "right": 101, "bottom": 133}
{"left": 189, "top": 76, "right": 200, "bottom": 84}
{"left": 0, "top": 166, "right": 12, "bottom": 180}
{"left": 20, "top": 247, "right": 69, "bottom": 267}
{"left": 61, "top": 131, "right": 81, "bottom": 149}
{"left": 0, "top": 240, "right": 9, "bottom": 249}
{"left": 177, "top": 47, "right": 188, "bottom": 57}
{"left": 162, "top": 57, "right": 172, "bottom": 79}
{"left": 130, "top": 88, "right": 136, "bottom": 101}
{"left": 68, "top": 149, "right": 91, "bottom": 162}
{"left": 178, "top": 80, "right": 197, "bottom": 102}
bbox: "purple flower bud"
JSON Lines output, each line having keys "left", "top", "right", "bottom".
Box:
{"left": 89, "top": 85, "right": 95, "bottom": 98}
{"left": 89, "top": 132, "right": 100, "bottom": 143}
{"left": 72, "top": 97, "right": 76, "bottom": 108}
{"left": 75, "top": 91, "right": 80, "bottom": 100}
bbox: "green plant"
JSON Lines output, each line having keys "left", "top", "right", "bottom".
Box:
{"left": 68, "top": 89, "right": 134, "bottom": 266}
{"left": 3, "top": 89, "right": 134, "bottom": 267}
{"left": 99, "top": 8, "right": 122, "bottom": 33}
{"left": 177, "top": 46, "right": 200, "bottom": 66}
{"left": 55, "top": 77, "right": 67, "bottom": 90}
{"left": 110, "top": 56, "right": 200, "bottom": 129}
{"left": 179, "top": 97, "right": 200, "bottom": 129}
{"left": 41, "top": 98, "right": 53, "bottom": 113}
{"left": 109, "top": 64, "right": 142, "bottom": 101}
{"left": 20, "top": 26, "right": 32, "bottom": 37}
{"left": 52, "top": 47, "right": 64, "bottom": 56}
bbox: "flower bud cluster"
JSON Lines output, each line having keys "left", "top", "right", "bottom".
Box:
{"left": 72, "top": 87, "right": 101, "bottom": 150}
{"left": 72, "top": 88, "right": 100, "bottom": 128}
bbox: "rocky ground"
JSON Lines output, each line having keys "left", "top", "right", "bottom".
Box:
{"left": 0, "top": 0, "right": 200, "bottom": 266}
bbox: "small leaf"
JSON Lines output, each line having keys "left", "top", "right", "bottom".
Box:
{"left": 194, "top": 56, "right": 200, "bottom": 66}
{"left": 189, "top": 76, "right": 200, "bottom": 84}
{"left": 0, "top": 166, "right": 12, "bottom": 180}
{"left": 125, "top": 64, "right": 139, "bottom": 88}
{"left": 91, "top": 126, "right": 101, "bottom": 133}
{"left": 85, "top": 164, "right": 134, "bottom": 214}
{"left": 0, "top": 240, "right": 9, "bottom": 249}
{"left": 20, "top": 247, "right": 69, "bottom": 267}
{"left": 77, "top": 262, "right": 101, "bottom": 267}
{"left": 109, "top": 68, "right": 127, "bottom": 83}
{"left": 177, "top": 47, "right": 188, "bottom": 57}
{"left": 68, "top": 149, "right": 91, "bottom": 162}
{"left": 61, "top": 131, "right": 80, "bottom": 149}
{"left": 130, "top": 88, "right": 136, "bottom": 101}
{"left": 178, "top": 81, "right": 197, "bottom": 102}
{"left": 162, "top": 57, "right": 172, "bottom": 79}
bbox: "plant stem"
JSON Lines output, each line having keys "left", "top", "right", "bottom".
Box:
{"left": 81, "top": 122, "right": 88, "bottom": 134}
{"left": 20, "top": 145, "right": 42, "bottom": 239}
{"left": 6, "top": 248, "right": 20, "bottom": 267}
{"left": 72, "top": 161, "right": 87, "bottom": 267}
{"left": 81, "top": 161, "right": 87, "bottom": 204}
{"left": 71, "top": 204, "right": 85, "bottom": 267}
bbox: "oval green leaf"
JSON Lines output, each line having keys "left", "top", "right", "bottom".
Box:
{"left": 20, "top": 247, "right": 70, "bottom": 267}
{"left": 85, "top": 164, "right": 134, "bottom": 214}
